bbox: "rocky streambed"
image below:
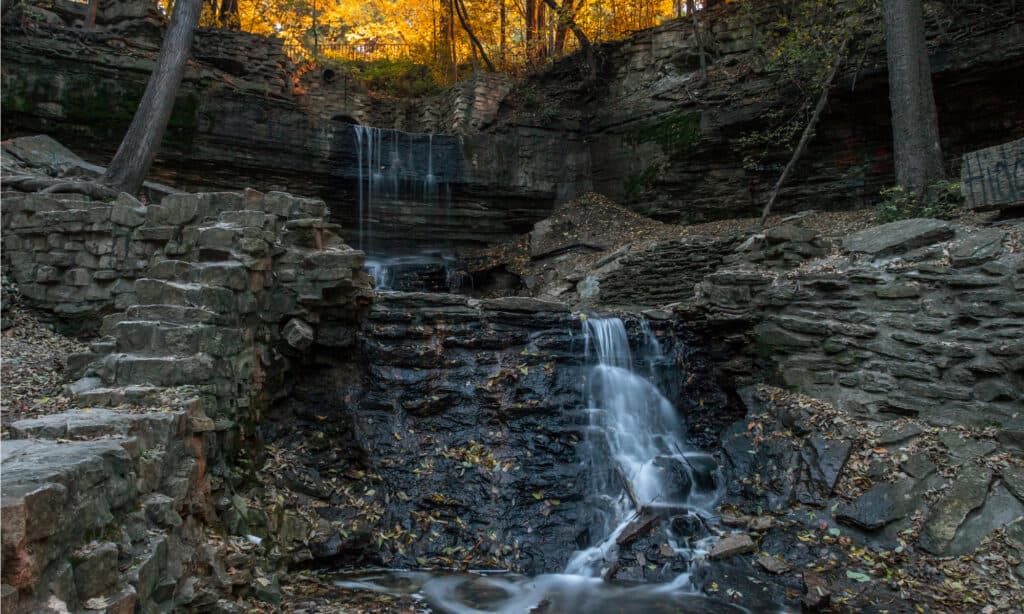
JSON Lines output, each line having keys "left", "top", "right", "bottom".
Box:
{"left": 2, "top": 136, "right": 1024, "bottom": 613}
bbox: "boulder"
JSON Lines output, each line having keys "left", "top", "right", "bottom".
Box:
{"left": 283, "top": 318, "right": 314, "bottom": 351}
{"left": 835, "top": 480, "right": 916, "bottom": 530}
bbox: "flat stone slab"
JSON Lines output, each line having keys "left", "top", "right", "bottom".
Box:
{"left": 919, "top": 464, "right": 992, "bottom": 555}
{"left": 843, "top": 219, "right": 954, "bottom": 258}
{"left": 8, "top": 408, "right": 183, "bottom": 447}
{"left": 946, "top": 483, "right": 1024, "bottom": 556}
{"left": 937, "top": 432, "right": 997, "bottom": 466}
{"left": 1, "top": 438, "right": 131, "bottom": 493}
{"left": 949, "top": 229, "right": 1006, "bottom": 267}
{"left": 835, "top": 480, "right": 916, "bottom": 530}
{"left": 708, "top": 533, "right": 756, "bottom": 559}
{"left": 960, "top": 137, "right": 1024, "bottom": 211}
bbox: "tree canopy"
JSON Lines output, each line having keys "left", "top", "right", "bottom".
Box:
{"left": 195, "top": 0, "right": 737, "bottom": 80}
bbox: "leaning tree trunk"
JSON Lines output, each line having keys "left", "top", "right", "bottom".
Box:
{"left": 100, "top": 0, "right": 202, "bottom": 195}
{"left": 881, "top": 0, "right": 943, "bottom": 195}
{"left": 760, "top": 37, "right": 850, "bottom": 225}
{"left": 453, "top": 0, "right": 495, "bottom": 71}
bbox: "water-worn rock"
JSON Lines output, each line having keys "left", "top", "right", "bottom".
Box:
{"left": 283, "top": 318, "right": 315, "bottom": 351}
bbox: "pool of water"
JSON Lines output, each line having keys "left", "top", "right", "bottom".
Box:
{"left": 332, "top": 569, "right": 753, "bottom": 614}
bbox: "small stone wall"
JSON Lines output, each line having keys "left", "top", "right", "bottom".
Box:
{"left": 1, "top": 186, "right": 370, "bottom": 612}
{"left": 692, "top": 219, "right": 1024, "bottom": 431}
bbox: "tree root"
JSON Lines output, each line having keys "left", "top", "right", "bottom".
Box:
{"left": 2, "top": 175, "right": 120, "bottom": 201}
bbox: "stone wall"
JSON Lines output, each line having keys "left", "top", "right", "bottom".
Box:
{"left": 1, "top": 183, "right": 370, "bottom": 612}
{"left": 682, "top": 220, "right": 1023, "bottom": 433}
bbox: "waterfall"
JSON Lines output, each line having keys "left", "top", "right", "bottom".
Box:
{"left": 566, "top": 317, "right": 719, "bottom": 577}
{"left": 350, "top": 125, "right": 454, "bottom": 254}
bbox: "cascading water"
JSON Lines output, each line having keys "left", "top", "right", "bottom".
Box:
{"left": 566, "top": 317, "right": 721, "bottom": 576}
{"left": 350, "top": 124, "right": 458, "bottom": 287}
{"left": 350, "top": 125, "right": 451, "bottom": 247}
{"left": 328, "top": 316, "right": 740, "bottom": 613}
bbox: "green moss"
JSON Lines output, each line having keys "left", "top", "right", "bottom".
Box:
{"left": 2, "top": 70, "right": 198, "bottom": 154}
{"left": 628, "top": 111, "right": 701, "bottom": 159}
{"left": 625, "top": 164, "right": 661, "bottom": 199}
{"left": 876, "top": 180, "right": 962, "bottom": 223}
{"left": 324, "top": 58, "right": 441, "bottom": 98}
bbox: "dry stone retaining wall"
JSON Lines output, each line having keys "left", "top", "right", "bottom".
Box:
{"left": 1, "top": 187, "right": 370, "bottom": 612}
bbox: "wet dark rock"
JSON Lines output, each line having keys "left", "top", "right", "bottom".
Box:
{"left": 801, "top": 437, "right": 851, "bottom": 496}
{"left": 920, "top": 464, "right": 993, "bottom": 555}
{"left": 835, "top": 480, "right": 916, "bottom": 530}
{"left": 616, "top": 513, "right": 661, "bottom": 547}
{"left": 755, "top": 553, "right": 792, "bottom": 575}
{"left": 649, "top": 456, "right": 694, "bottom": 502}
{"left": 802, "top": 571, "right": 831, "bottom": 610}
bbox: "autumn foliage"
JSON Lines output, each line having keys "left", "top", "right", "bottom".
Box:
{"left": 200, "top": 0, "right": 713, "bottom": 82}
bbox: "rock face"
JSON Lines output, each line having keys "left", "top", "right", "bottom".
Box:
{"left": 4, "top": 2, "right": 1023, "bottom": 248}
{"left": 257, "top": 297, "right": 738, "bottom": 574}
{"left": 0, "top": 25, "right": 578, "bottom": 251}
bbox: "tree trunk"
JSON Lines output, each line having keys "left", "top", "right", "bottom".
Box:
{"left": 453, "top": 0, "right": 495, "bottom": 71}
{"left": 760, "top": 37, "right": 850, "bottom": 225}
{"left": 450, "top": 0, "right": 458, "bottom": 80}
{"left": 540, "top": 0, "right": 595, "bottom": 77}
{"left": 218, "top": 0, "right": 238, "bottom": 29}
{"left": 99, "top": 0, "right": 201, "bottom": 196}
{"left": 882, "top": 0, "right": 944, "bottom": 194}
{"left": 85, "top": 0, "right": 99, "bottom": 29}
{"left": 553, "top": 0, "right": 575, "bottom": 55}
{"left": 499, "top": 0, "right": 506, "bottom": 63}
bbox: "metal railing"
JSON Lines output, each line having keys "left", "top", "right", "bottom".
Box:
{"left": 284, "top": 41, "right": 411, "bottom": 62}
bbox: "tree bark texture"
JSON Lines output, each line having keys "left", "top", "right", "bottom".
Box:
{"left": 882, "top": 0, "right": 944, "bottom": 194}
{"left": 100, "top": 0, "right": 201, "bottom": 195}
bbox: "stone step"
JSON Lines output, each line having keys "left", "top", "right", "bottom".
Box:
{"left": 7, "top": 408, "right": 184, "bottom": 449}
{"left": 100, "top": 353, "right": 215, "bottom": 387}
{"left": 73, "top": 384, "right": 168, "bottom": 407}
{"left": 124, "top": 304, "right": 228, "bottom": 326}
{"left": 134, "top": 279, "right": 237, "bottom": 314}
{"left": 112, "top": 320, "right": 246, "bottom": 357}
{"left": 192, "top": 261, "right": 250, "bottom": 291}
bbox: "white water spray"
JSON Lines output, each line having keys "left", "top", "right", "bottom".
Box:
{"left": 566, "top": 317, "right": 720, "bottom": 576}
